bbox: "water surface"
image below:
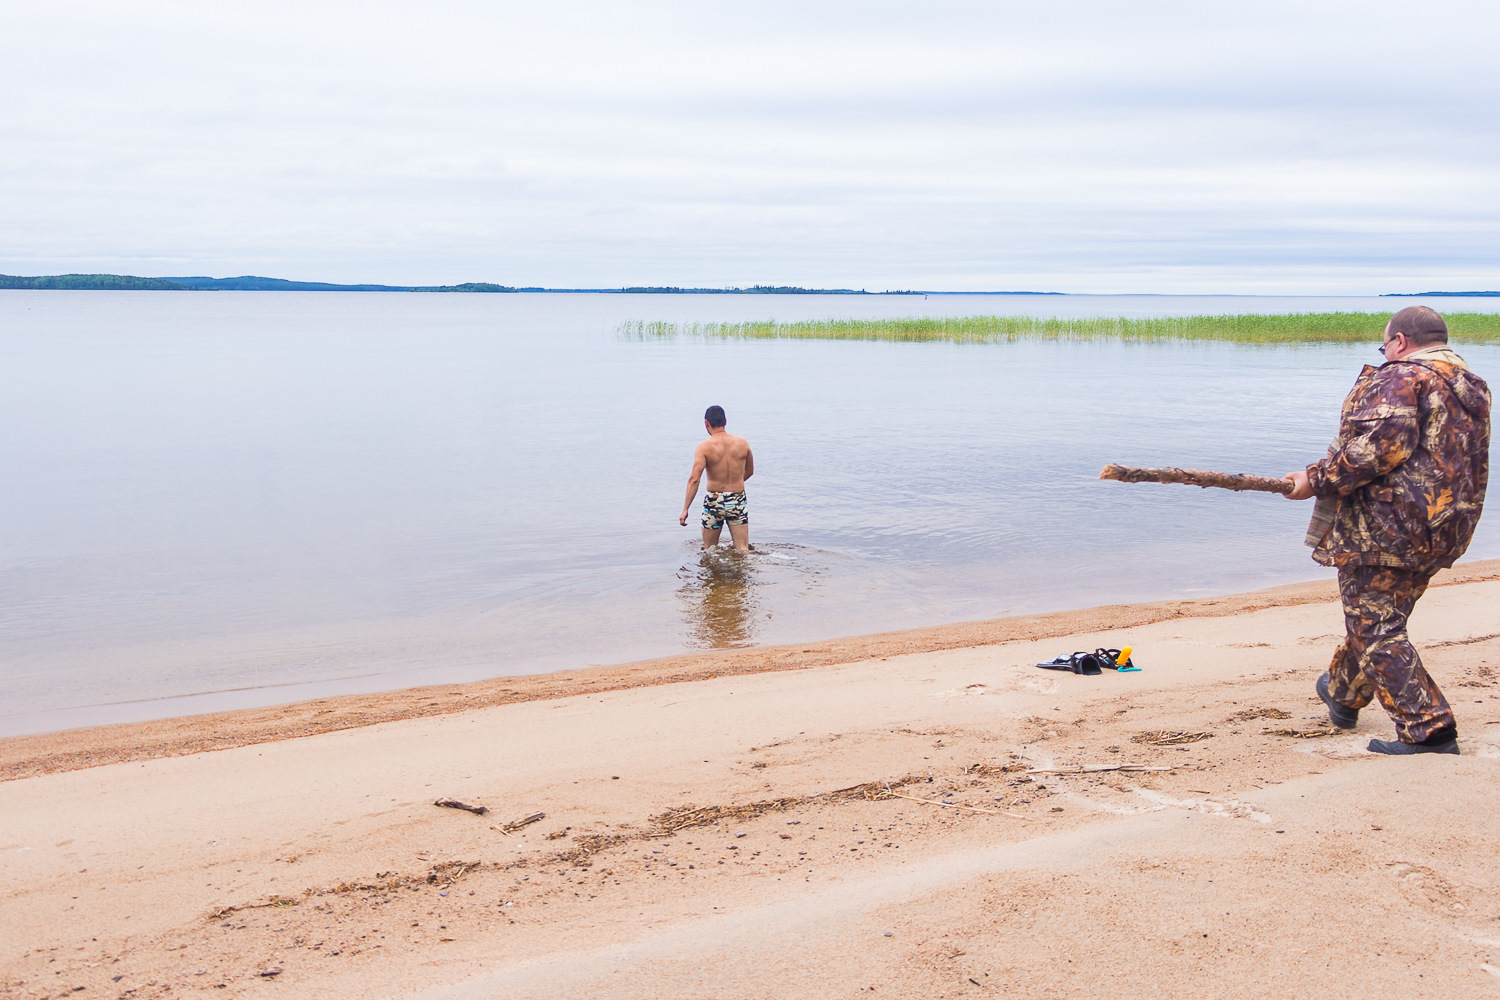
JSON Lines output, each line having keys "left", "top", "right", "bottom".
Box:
{"left": 3, "top": 291, "right": 1496, "bottom": 735}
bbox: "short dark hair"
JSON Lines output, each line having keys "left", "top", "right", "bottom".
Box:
{"left": 705, "top": 405, "right": 726, "bottom": 428}
{"left": 1388, "top": 306, "right": 1448, "bottom": 346}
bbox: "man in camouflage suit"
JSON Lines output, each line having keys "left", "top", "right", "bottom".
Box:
{"left": 1285, "top": 306, "right": 1490, "bottom": 755}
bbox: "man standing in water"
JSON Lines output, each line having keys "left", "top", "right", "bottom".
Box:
{"left": 1284, "top": 306, "right": 1490, "bottom": 755}
{"left": 680, "top": 405, "right": 754, "bottom": 550}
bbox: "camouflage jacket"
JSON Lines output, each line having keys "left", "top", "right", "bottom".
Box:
{"left": 1305, "top": 346, "right": 1491, "bottom": 570}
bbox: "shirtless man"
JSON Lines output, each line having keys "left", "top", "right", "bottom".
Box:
{"left": 679, "top": 405, "right": 754, "bottom": 550}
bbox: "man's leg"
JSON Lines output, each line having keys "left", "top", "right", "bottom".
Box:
{"left": 1337, "top": 564, "right": 1455, "bottom": 744}
{"left": 721, "top": 492, "right": 749, "bottom": 551}
{"left": 700, "top": 494, "right": 725, "bottom": 549}
{"left": 1324, "top": 638, "right": 1374, "bottom": 713}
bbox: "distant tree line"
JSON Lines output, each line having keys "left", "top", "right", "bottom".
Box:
{"left": 412, "top": 282, "right": 520, "bottom": 293}
{"left": 615, "top": 285, "right": 874, "bottom": 294}
{"left": 0, "top": 273, "right": 524, "bottom": 292}
{"left": 0, "top": 273, "right": 190, "bottom": 290}
{"left": 1385, "top": 291, "right": 1500, "bottom": 297}
{"left": 1, "top": 274, "right": 1085, "bottom": 295}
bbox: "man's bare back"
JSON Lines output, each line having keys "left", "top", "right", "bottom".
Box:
{"left": 698, "top": 432, "right": 752, "bottom": 492}
{"left": 680, "top": 406, "right": 754, "bottom": 550}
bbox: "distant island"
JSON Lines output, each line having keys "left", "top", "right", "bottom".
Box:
{"left": 614, "top": 285, "right": 883, "bottom": 294}
{"left": 0, "top": 273, "right": 195, "bottom": 290}
{"left": 1, "top": 274, "right": 962, "bottom": 294}
{"left": 1383, "top": 290, "right": 1500, "bottom": 297}
{"left": 0, "top": 274, "right": 528, "bottom": 292}
{"left": 8, "top": 275, "right": 1500, "bottom": 297}
{"left": 164, "top": 276, "right": 527, "bottom": 292}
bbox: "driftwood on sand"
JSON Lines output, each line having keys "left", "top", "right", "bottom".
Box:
{"left": 1099, "top": 464, "right": 1293, "bottom": 496}
{"left": 503, "top": 811, "right": 546, "bottom": 832}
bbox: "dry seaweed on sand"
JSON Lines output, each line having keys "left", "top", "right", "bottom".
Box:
{"left": 647, "top": 775, "right": 928, "bottom": 834}
{"left": 208, "top": 895, "right": 300, "bottom": 920}
{"left": 650, "top": 797, "right": 808, "bottom": 834}
{"left": 885, "top": 790, "right": 1029, "bottom": 820}
{"left": 965, "top": 762, "right": 1030, "bottom": 777}
{"left": 425, "top": 860, "right": 482, "bottom": 884}
{"left": 1132, "top": 730, "right": 1214, "bottom": 746}
{"left": 213, "top": 861, "right": 490, "bottom": 919}
{"left": 826, "top": 775, "right": 927, "bottom": 801}
{"left": 553, "top": 833, "right": 630, "bottom": 867}
{"left": 326, "top": 871, "right": 409, "bottom": 895}
{"left": 1026, "top": 773, "right": 1176, "bottom": 779}
{"left": 1230, "top": 707, "right": 1292, "bottom": 721}
{"left": 1262, "top": 727, "right": 1343, "bottom": 739}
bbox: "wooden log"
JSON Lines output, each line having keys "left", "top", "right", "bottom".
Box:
{"left": 1099, "top": 464, "right": 1293, "bottom": 496}
{"left": 434, "top": 798, "right": 489, "bottom": 815}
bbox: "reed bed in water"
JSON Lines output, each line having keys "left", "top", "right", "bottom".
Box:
{"left": 618, "top": 312, "right": 1500, "bottom": 345}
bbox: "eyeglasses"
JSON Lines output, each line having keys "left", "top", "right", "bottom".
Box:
{"left": 1378, "top": 333, "right": 1403, "bottom": 357}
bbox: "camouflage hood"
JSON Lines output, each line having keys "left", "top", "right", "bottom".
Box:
{"left": 1402, "top": 345, "right": 1492, "bottom": 422}
{"left": 1402, "top": 344, "right": 1470, "bottom": 370}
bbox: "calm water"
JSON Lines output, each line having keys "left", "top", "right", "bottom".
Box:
{"left": 3, "top": 291, "right": 1497, "bottom": 735}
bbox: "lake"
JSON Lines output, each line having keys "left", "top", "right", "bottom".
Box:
{"left": 3, "top": 291, "right": 1497, "bottom": 735}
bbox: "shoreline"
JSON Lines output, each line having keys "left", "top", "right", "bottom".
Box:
{"left": 8, "top": 557, "right": 1499, "bottom": 783}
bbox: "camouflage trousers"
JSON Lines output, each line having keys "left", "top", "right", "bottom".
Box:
{"left": 1325, "top": 564, "right": 1456, "bottom": 744}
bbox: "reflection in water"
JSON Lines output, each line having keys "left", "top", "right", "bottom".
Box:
{"left": 677, "top": 546, "right": 762, "bottom": 648}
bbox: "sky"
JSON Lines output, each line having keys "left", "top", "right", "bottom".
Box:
{"left": 3, "top": 0, "right": 1499, "bottom": 292}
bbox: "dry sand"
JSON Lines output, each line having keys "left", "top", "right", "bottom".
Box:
{"left": 4, "top": 563, "right": 1500, "bottom": 999}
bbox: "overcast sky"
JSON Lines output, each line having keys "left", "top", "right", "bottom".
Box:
{"left": 3, "top": 1, "right": 1498, "bottom": 292}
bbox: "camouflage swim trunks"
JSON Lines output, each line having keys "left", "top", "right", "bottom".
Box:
{"left": 701, "top": 490, "right": 748, "bottom": 529}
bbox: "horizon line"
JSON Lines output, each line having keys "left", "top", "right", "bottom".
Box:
{"left": 2, "top": 272, "right": 1499, "bottom": 298}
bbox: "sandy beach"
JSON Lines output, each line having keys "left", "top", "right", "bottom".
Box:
{"left": 4, "top": 561, "right": 1500, "bottom": 999}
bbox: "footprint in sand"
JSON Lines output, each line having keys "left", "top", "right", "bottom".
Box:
{"left": 932, "top": 683, "right": 989, "bottom": 699}
{"left": 1470, "top": 739, "right": 1500, "bottom": 759}
{"left": 1131, "top": 788, "right": 1273, "bottom": 824}
{"left": 1389, "top": 862, "right": 1470, "bottom": 917}
{"left": 1013, "top": 674, "right": 1059, "bottom": 694}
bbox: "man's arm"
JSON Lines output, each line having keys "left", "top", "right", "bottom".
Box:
{"left": 1284, "top": 370, "right": 1420, "bottom": 502}
{"left": 743, "top": 445, "right": 754, "bottom": 481}
{"left": 680, "top": 448, "right": 708, "bottom": 526}
{"left": 1307, "top": 371, "right": 1420, "bottom": 498}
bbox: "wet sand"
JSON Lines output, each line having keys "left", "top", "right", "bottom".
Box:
{"left": 4, "top": 561, "right": 1500, "bottom": 999}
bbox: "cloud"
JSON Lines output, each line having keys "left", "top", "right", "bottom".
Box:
{"left": 2, "top": 0, "right": 1497, "bottom": 291}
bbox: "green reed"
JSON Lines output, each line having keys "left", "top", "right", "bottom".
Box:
{"left": 617, "top": 312, "right": 1500, "bottom": 345}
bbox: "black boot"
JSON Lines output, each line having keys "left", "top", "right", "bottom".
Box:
{"left": 1368, "top": 726, "right": 1459, "bottom": 755}
{"left": 1316, "top": 673, "right": 1359, "bottom": 729}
